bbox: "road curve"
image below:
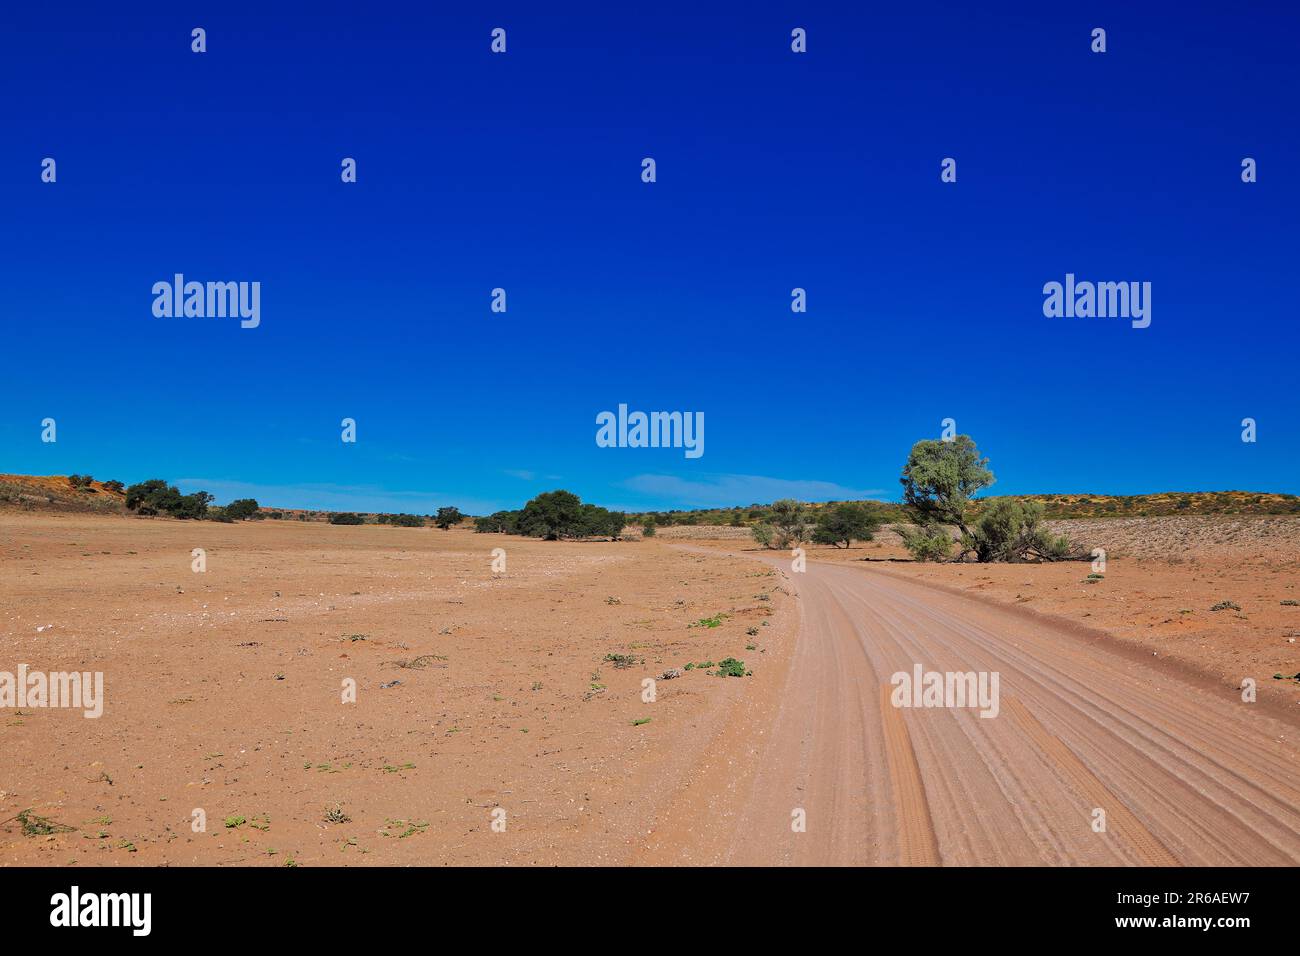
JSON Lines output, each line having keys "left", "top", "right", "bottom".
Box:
{"left": 644, "top": 555, "right": 1300, "bottom": 866}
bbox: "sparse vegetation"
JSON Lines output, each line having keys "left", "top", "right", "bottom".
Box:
{"left": 602, "top": 653, "right": 642, "bottom": 669}
{"left": 13, "top": 809, "right": 74, "bottom": 837}
{"left": 688, "top": 614, "right": 727, "bottom": 629}
{"left": 378, "top": 512, "right": 425, "bottom": 527}
{"left": 768, "top": 499, "right": 810, "bottom": 549}
{"left": 813, "top": 502, "right": 881, "bottom": 548}
{"left": 716, "top": 658, "right": 747, "bottom": 677}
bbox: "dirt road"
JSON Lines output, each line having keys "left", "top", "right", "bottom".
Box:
{"left": 642, "top": 554, "right": 1300, "bottom": 866}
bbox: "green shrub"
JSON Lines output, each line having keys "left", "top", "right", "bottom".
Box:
{"left": 225, "top": 498, "right": 260, "bottom": 521}
{"left": 970, "top": 499, "right": 1075, "bottom": 562}
{"left": 898, "top": 524, "right": 954, "bottom": 562}
{"left": 813, "top": 502, "right": 881, "bottom": 548}
{"left": 768, "top": 499, "right": 809, "bottom": 547}
{"left": 716, "top": 658, "right": 746, "bottom": 677}
{"left": 900, "top": 435, "right": 994, "bottom": 546}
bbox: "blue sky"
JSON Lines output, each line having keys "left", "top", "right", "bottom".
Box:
{"left": 2, "top": 1, "right": 1296, "bottom": 513}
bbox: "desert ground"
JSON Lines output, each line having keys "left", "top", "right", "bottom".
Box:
{"left": 3, "top": 511, "right": 1299, "bottom": 865}
{"left": 0, "top": 512, "right": 797, "bottom": 866}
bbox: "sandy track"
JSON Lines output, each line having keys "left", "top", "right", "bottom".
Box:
{"left": 645, "top": 554, "right": 1300, "bottom": 865}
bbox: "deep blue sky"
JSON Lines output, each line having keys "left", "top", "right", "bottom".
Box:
{"left": 2, "top": 1, "right": 1296, "bottom": 513}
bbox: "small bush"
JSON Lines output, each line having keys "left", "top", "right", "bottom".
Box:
{"left": 716, "top": 658, "right": 746, "bottom": 677}
{"left": 898, "top": 524, "right": 954, "bottom": 562}
{"left": 970, "top": 499, "right": 1075, "bottom": 563}
{"left": 602, "top": 653, "right": 642, "bottom": 669}
{"left": 329, "top": 512, "right": 364, "bottom": 525}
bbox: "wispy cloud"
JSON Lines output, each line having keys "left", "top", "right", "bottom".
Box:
{"left": 618, "top": 473, "right": 886, "bottom": 508}
{"left": 503, "top": 469, "right": 536, "bottom": 481}
{"left": 175, "top": 478, "right": 503, "bottom": 515}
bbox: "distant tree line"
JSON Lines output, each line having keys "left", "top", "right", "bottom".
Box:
{"left": 328, "top": 507, "right": 463, "bottom": 528}
{"left": 744, "top": 434, "right": 1084, "bottom": 564}
{"left": 474, "top": 490, "right": 626, "bottom": 541}
{"left": 124, "top": 478, "right": 260, "bottom": 522}
{"left": 376, "top": 513, "right": 426, "bottom": 527}
{"left": 752, "top": 500, "right": 882, "bottom": 550}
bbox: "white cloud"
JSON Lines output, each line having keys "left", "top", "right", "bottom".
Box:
{"left": 175, "top": 478, "right": 503, "bottom": 516}
{"left": 618, "top": 473, "right": 885, "bottom": 508}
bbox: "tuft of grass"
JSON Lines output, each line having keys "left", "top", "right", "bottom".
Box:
{"left": 632, "top": 717, "right": 652, "bottom": 726}
{"left": 224, "top": 815, "right": 246, "bottom": 829}
{"left": 390, "top": 654, "right": 447, "bottom": 669}
{"left": 379, "top": 819, "right": 428, "bottom": 839}
{"left": 1210, "top": 600, "right": 1241, "bottom": 612}
{"left": 15, "top": 809, "right": 74, "bottom": 837}
{"left": 716, "top": 658, "right": 747, "bottom": 678}
{"left": 602, "top": 653, "right": 642, "bottom": 669}
{"left": 324, "top": 805, "right": 351, "bottom": 824}
{"left": 688, "top": 614, "right": 727, "bottom": 629}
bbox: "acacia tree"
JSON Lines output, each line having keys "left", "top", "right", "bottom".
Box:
{"left": 898, "top": 435, "right": 1076, "bottom": 562}
{"left": 899, "top": 435, "right": 993, "bottom": 558}
{"left": 225, "top": 498, "right": 260, "bottom": 520}
{"left": 768, "top": 499, "right": 810, "bottom": 548}
{"left": 518, "top": 490, "right": 583, "bottom": 539}
{"left": 813, "top": 502, "right": 881, "bottom": 548}
{"left": 434, "top": 506, "right": 464, "bottom": 529}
